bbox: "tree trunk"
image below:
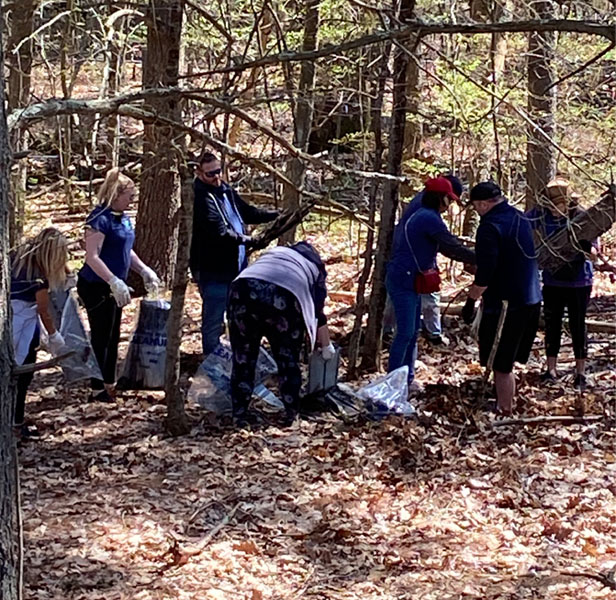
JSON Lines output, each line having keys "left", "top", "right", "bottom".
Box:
{"left": 361, "top": 0, "right": 416, "bottom": 372}
{"left": 6, "top": 0, "right": 37, "bottom": 246}
{"left": 280, "top": 0, "right": 319, "bottom": 244}
{"left": 346, "top": 47, "right": 389, "bottom": 379}
{"left": 525, "top": 0, "right": 556, "bottom": 209}
{"left": 164, "top": 160, "right": 192, "bottom": 436}
{"left": 133, "top": 0, "right": 185, "bottom": 287}
{"left": 0, "top": 2, "right": 19, "bottom": 597}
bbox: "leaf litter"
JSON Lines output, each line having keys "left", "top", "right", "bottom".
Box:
{"left": 18, "top": 226, "right": 616, "bottom": 599}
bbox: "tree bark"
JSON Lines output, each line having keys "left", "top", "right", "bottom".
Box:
{"left": 281, "top": 0, "right": 320, "bottom": 244}
{"left": 525, "top": 0, "right": 556, "bottom": 209}
{"left": 0, "top": 2, "right": 19, "bottom": 597}
{"left": 6, "top": 0, "right": 37, "bottom": 246}
{"left": 133, "top": 0, "right": 185, "bottom": 287}
{"left": 164, "top": 160, "right": 192, "bottom": 436}
{"left": 361, "top": 0, "right": 416, "bottom": 372}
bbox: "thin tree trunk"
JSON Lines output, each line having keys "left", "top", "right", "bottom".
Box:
{"left": 0, "top": 2, "right": 19, "bottom": 597}
{"left": 347, "top": 47, "right": 389, "bottom": 378}
{"left": 526, "top": 0, "right": 556, "bottom": 209}
{"left": 6, "top": 0, "right": 37, "bottom": 247}
{"left": 361, "top": 0, "right": 416, "bottom": 372}
{"left": 133, "top": 0, "right": 185, "bottom": 287}
{"left": 164, "top": 160, "right": 192, "bottom": 436}
{"left": 281, "top": 0, "right": 319, "bottom": 244}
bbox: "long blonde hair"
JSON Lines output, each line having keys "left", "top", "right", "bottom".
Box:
{"left": 12, "top": 228, "right": 69, "bottom": 291}
{"left": 98, "top": 168, "right": 135, "bottom": 208}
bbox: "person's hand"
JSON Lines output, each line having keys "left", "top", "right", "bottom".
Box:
{"left": 47, "top": 331, "right": 68, "bottom": 356}
{"left": 140, "top": 266, "right": 161, "bottom": 293}
{"left": 64, "top": 272, "right": 77, "bottom": 290}
{"left": 321, "top": 342, "right": 336, "bottom": 361}
{"left": 461, "top": 297, "right": 476, "bottom": 325}
{"left": 109, "top": 276, "right": 131, "bottom": 307}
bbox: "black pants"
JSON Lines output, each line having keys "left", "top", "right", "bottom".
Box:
{"left": 77, "top": 277, "right": 123, "bottom": 390}
{"left": 15, "top": 329, "right": 39, "bottom": 426}
{"left": 228, "top": 278, "right": 305, "bottom": 416}
{"left": 543, "top": 285, "right": 591, "bottom": 360}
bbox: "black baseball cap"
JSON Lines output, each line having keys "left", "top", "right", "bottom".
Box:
{"left": 469, "top": 181, "right": 502, "bottom": 202}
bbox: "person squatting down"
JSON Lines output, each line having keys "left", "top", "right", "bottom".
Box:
{"left": 526, "top": 177, "right": 595, "bottom": 390}
{"left": 390, "top": 173, "right": 465, "bottom": 344}
{"left": 190, "top": 152, "right": 279, "bottom": 356}
{"left": 77, "top": 168, "right": 160, "bottom": 403}
{"left": 11, "top": 228, "right": 70, "bottom": 438}
{"left": 386, "top": 176, "right": 476, "bottom": 392}
{"left": 462, "top": 182, "right": 541, "bottom": 415}
{"left": 228, "top": 242, "right": 334, "bottom": 427}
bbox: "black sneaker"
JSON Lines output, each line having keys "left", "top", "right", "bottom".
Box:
{"left": 539, "top": 370, "right": 558, "bottom": 383}
{"left": 280, "top": 409, "right": 298, "bottom": 427}
{"left": 15, "top": 423, "right": 41, "bottom": 440}
{"left": 425, "top": 334, "right": 444, "bottom": 345}
{"left": 88, "top": 389, "right": 114, "bottom": 403}
{"left": 573, "top": 373, "right": 587, "bottom": 391}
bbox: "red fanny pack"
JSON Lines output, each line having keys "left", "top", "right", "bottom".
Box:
{"left": 414, "top": 268, "right": 441, "bottom": 294}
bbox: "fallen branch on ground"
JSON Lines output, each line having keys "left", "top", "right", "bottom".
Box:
{"left": 492, "top": 415, "right": 605, "bottom": 427}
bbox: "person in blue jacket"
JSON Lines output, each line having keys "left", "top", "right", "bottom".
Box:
{"left": 390, "top": 174, "right": 465, "bottom": 343}
{"left": 526, "top": 178, "right": 595, "bottom": 390}
{"left": 387, "top": 176, "right": 476, "bottom": 391}
{"left": 78, "top": 168, "right": 160, "bottom": 402}
{"left": 463, "top": 182, "right": 542, "bottom": 414}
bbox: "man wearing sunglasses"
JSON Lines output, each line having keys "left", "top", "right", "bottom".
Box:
{"left": 190, "top": 152, "right": 279, "bottom": 355}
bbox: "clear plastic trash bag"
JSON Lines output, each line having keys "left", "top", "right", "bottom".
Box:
{"left": 44, "top": 289, "right": 103, "bottom": 384}
{"left": 188, "top": 339, "right": 281, "bottom": 415}
{"left": 355, "top": 366, "right": 416, "bottom": 417}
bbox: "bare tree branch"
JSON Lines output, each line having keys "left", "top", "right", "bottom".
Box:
{"left": 178, "top": 19, "right": 616, "bottom": 79}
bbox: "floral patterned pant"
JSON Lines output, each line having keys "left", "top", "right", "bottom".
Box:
{"left": 228, "top": 278, "right": 305, "bottom": 415}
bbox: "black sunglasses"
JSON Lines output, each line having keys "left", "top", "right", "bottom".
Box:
{"left": 203, "top": 168, "right": 222, "bottom": 177}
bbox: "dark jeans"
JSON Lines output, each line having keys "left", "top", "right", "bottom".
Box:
{"left": 15, "top": 329, "right": 39, "bottom": 425}
{"left": 77, "top": 277, "right": 122, "bottom": 389}
{"left": 543, "top": 285, "right": 591, "bottom": 360}
{"left": 228, "top": 278, "right": 305, "bottom": 415}
{"left": 197, "top": 279, "right": 230, "bottom": 355}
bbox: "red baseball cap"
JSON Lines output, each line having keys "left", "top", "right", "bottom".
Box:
{"left": 424, "top": 176, "right": 459, "bottom": 202}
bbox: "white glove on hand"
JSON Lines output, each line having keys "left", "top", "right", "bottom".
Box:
{"left": 47, "top": 331, "right": 67, "bottom": 356}
{"left": 109, "top": 275, "right": 131, "bottom": 307}
{"left": 321, "top": 342, "right": 336, "bottom": 361}
{"left": 64, "top": 272, "right": 77, "bottom": 290}
{"left": 140, "top": 266, "right": 161, "bottom": 293}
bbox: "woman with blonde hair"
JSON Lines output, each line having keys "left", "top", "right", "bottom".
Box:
{"left": 77, "top": 168, "right": 160, "bottom": 402}
{"left": 11, "top": 227, "right": 69, "bottom": 438}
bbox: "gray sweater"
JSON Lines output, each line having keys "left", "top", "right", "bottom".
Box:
{"left": 235, "top": 246, "right": 322, "bottom": 347}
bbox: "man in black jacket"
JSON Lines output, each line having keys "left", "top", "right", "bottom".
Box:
{"left": 190, "top": 152, "right": 278, "bottom": 354}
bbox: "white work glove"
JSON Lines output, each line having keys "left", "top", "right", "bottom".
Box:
{"left": 108, "top": 275, "right": 131, "bottom": 307}
{"left": 140, "top": 266, "right": 161, "bottom": 294}
{"left": 47, "top": 331, "right": 67, "bottom": 356}
{"left": 320, "top": 342, "right": 336, "bottom": 361}
{"left": 64, "top": 272, "right": 77, "bottom": 290}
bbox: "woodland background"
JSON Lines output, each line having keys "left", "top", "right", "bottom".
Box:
{"left": 0, "top": 0, "right": 615, "bottom": 598}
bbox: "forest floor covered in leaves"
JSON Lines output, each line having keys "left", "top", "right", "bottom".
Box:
{"left": 18, "top": 216, "right": 616, "bottom": 599}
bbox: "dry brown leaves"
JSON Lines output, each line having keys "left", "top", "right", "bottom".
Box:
{"left": 19, "top": 227, "right": 616, "bottom": 599}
